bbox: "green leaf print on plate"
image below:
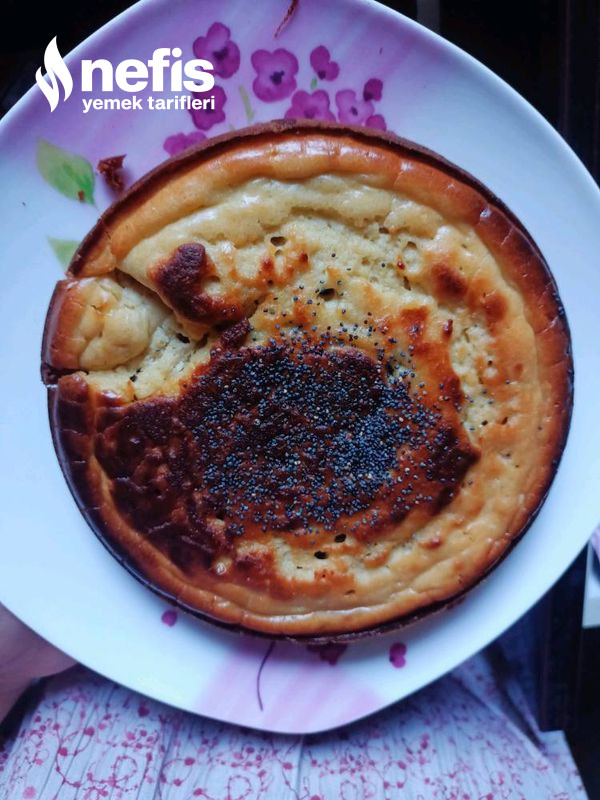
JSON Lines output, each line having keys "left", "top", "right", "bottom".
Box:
{"left": 36, "top": 139, "right": 95, "bottom": 204}
{"left": 48, "top": 237, "right": 79, "bottom": 269}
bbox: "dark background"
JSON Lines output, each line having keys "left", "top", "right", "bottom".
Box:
{"left": 1, "top": 0, "right": 599, "bottom": 795}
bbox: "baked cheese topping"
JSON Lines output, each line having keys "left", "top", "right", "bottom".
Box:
{"left": 42, "top": 123, "right": 571, "bottom": 636}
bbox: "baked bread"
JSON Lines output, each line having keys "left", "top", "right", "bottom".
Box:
{"left": 41, "top": 121, "right": 572, "bottom": 637}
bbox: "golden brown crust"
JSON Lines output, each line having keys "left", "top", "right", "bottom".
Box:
{"left": 42, "top": 121, "right": 572, "bottom": 638}
{"left": 151, "top": 242, "right": 247, "bottom": 326}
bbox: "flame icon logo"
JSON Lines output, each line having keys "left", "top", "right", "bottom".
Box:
{"left": 36, "top": 37, "right": 73, "bottom": 112}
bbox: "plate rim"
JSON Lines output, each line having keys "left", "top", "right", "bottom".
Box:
{"left": 0, "top": 0, "right": 597, "bottom": 733}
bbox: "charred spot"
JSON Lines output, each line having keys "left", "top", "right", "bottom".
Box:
{"left": 219, "top": 318, "right": 251, "bottom": 349}
{"left": 442, "top": 319, "right": 454, "bottom": 337}
{"left": 153, "top": 243, "right": 244, "bottom": 324}
{"left": 400, "top": 307, "right": 428, "bottom": 341}
{"left": 91, "top": 335, "right": 477, "bottom": 572}
{"left": 53, "top": 375, "right": 90, "bottom": 432}
{"left": 438, "top": 375, "right": 463, "bottom": 406}
{"left": 432, "top": 263, "right": 467, "bottom": 300}
{"left": 234, "top": 549, "right": 273, "bottom": 576}
{"left": 482, "top": 291, "right": 507, "bottom": 324}
{"left": 426, "top": 427, "right": 479, "bottom": 501}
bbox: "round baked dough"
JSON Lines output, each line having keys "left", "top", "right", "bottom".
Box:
{"left": 42, "top": 121, "right": 572, "bottom": 637}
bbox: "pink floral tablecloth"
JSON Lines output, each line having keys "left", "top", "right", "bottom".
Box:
{"left": 0, "top": 640, "right": 586, "bottom": 800}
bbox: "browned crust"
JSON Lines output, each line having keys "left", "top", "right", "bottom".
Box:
{"left": 151, "top": 242, "right": 246, "bottom": 325}
{"left": 42, "top": 120, "right": 573, "bottom": 640}
{"left": 41, "top": 279, "right": 81, "bottom": 373}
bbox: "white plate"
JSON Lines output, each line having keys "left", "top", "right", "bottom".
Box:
{"left": 0, "top": 0, "right": 598, "bottom": 734}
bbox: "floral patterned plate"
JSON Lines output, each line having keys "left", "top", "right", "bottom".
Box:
{"left": 0, "top": 0, "right": 599, "bottom": 734}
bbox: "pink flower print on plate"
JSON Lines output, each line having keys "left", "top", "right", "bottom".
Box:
{"left": 285, "top": 89, "right": 335, "bottom": 121}
{"left": 189, "top": 84, "right": 227, "bottom": 130}
{"left": 335, "top": 89, "right": 375, "bottom": 125}
{"left": 389, "top": 642, "right": 407, "bottom": 668}
{"left": 366, "top": 114, "right": 387, "bottom": 131}
{"left": 161, "top": 609, "right": 178, "bottom": 626}
{"left": 363, "top": 78, "right": 383, "bottom": 102}
{"left": 310, "top": 46, "right": 340, "bottom": 81}
{"left": 163, "top": 131, "right": 206, "bottom": 157}
{"left": 251, "top": 49, "right": 299, "bottom": 102}
{"left": 306, "top": 642, "right": 347, "bottom": 665}
{"left": 193, "top": 22, "right": 240, "bottom": 79}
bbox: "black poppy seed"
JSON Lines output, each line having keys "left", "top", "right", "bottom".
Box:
{"left": 100, "top": 334, "right": 475, "bottom": 548}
